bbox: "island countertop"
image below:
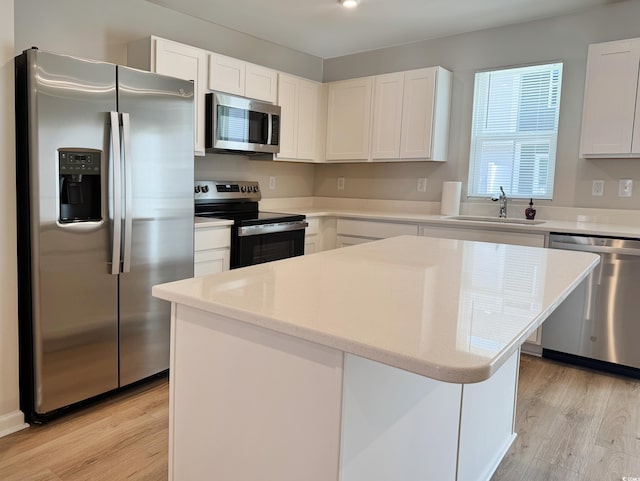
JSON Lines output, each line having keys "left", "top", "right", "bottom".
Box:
{"left": 153, "top": 235, "right": 599, "bottom": 383}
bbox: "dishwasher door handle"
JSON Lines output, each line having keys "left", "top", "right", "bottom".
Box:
{"left": 550, "top": 241, "right": 640, "bottom": 256}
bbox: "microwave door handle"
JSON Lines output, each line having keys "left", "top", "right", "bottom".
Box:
{"left": 110, "top": 111, "right": 122, "bottom": 275}
{"left": 267, "top": 113, "right": 272, "bottom": 146}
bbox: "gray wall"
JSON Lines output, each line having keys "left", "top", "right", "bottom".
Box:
{"left": 1, "top": 0, "right": 22, "bottom": 436}
{"left": 14, "top": 0, "right": 640, "bottom": 207}
{"left": 14, "top": 0, "right": 322, "bottom": 198}
{"left": 14, "top": 0, "right": 323, "bottom": 81}
{"left": 318, "top": 0, "right": 640, "bottom": 209}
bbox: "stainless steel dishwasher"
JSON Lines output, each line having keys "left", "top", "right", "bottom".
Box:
{"left": 543, "top": 233, "right": 640, "bottom": 377}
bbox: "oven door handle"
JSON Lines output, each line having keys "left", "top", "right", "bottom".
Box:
{"left": 237, "top": 220, "right": 308, "bottom": 237}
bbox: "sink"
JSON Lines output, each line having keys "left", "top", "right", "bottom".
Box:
{"left": 446, "top": 215, "right": 546, "bottom": 225}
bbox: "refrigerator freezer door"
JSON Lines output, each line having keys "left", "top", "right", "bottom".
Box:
{"left": 23, "top": 51, "right": 119, "bottom": 415}
{"left": 116, "top": 66, "right": 195, "bottom": 386}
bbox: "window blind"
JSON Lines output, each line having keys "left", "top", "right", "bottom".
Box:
{"left": 468, "top": 63, "right": 563, "bottom": 199}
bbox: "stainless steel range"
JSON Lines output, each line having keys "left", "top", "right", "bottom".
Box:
{"left": 194, "top": 181, "right": 308, "bottom": 268}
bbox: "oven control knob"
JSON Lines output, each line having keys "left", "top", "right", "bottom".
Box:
{"left": 254, "top": 186, "right": 259, "bottom": 192}
{"left": 202, "top": 185, "right": 209, "bottom": 193}
{"left": 194, "top": 185, "right": 201, "bottom": 193}
{"left": 241, "top": 186, "right": 247, "bottom": 193}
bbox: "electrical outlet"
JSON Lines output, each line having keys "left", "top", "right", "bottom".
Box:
{"left": 417, "top": 178, "right": 427, "bottom": 192}
{"left": 619, "top": 179, "right": 633, "bottom": 197}
{"left": 268, "top": 176, "right": 276, "bottom": 190}
{"left": 592, "top": 180, "right": 604, "bottom": 197}
{"left": 337, "top": 177, "right": 345, "bottom": 191}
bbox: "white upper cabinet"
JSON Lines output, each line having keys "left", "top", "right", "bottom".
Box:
{"left": 208, "top": 53, "right": 245, "bottom": 96}
{"left": 128, "top": 36, "right": 207, "bottom": 156}
{"left": 325, "top": 77, "right": 374, "bottom": 161}
{"left": 277, "top": 74, "right": 298, "bottom": 159}
{"left": 245, "top": 64, "right": 279, "bottom": 104}
{"left": 209, "top": 53, "right": 277, "bottom": 103}
{"left": 371, "top": 73, "right": 405, "bottom": 160}
{"left": 580, "top": 38, "right": 640, "bottom": 158}
{"left": 400, "top": 67, "right": 451, "bottom": 161}
{"left": 276, "top": 73, "right": 320, "bottom": 161}
{"left": 325, "top": 67, "right": 452, "bottom": 162}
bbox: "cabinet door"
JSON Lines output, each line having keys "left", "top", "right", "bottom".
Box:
{"left": 245, "top": 63, "right": 278, "bottom": 103}
{"left": 420, "top": 225, "right": 545, "bottom": 247}
{"left": 194, "top": 249, "right": 230, "bottom": 276}
{"left": 326, "top": 77, "right": 373, "bottom": 161}
{"left": 305, "top": 237, "right": 317, "bottom": 255}
{"left": 296, "top": 79, "right": 319, "bottom": 160}
{"left": 371, "top": 72, "right": 404, "bottom": 160}
{"left": 209, "top": 53, "right": 245, "bottom": 96}
{"left": 337, "top": 218, "right": 418, "bottom": 238}
{"left": 154, "top": 38, "right": 207, "bottom": 155}
{"left": 400, "top": 67, "right": 436, "bottom": 159}
{"left": 336, "top": 235, "right": 373, "bottom": 248}
{"left": 580, "top": 39, "right": 640, "bottom": 157}
{"left": 276, "top": 73, "right": 299, "bottom": 159}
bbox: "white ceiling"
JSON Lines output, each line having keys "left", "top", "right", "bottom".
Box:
{"left": 146, "top": 0, "right": 618, "bottom": 59}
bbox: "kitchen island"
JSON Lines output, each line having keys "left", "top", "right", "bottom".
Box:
{"left": 153, "top": 235, "right": 599, "bottom": 481}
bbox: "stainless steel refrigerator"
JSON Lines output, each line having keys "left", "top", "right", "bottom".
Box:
{"left": 15, "top": 48, "right": 194, "bottom": 422}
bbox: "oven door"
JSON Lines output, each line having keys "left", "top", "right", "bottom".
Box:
{"left": 233, "top": 220, "right": 307, "bottom": 268}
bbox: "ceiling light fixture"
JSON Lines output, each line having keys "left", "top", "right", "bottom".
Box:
{"left": 339, "top": 0, "right": 359, "bottom": 8}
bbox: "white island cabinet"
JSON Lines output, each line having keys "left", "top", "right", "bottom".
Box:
{"left": 153, "top": 236, "right": 599, "bottom": 481}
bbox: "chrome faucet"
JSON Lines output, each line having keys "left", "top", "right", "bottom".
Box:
{"left": 492, "top": 186, "right": 508, "bottom": 218}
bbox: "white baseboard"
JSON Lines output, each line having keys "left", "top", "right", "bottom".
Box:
{"left": 0, "top": 410, "right": 29, "bottom": 438}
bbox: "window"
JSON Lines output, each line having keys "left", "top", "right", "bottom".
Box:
{"left": 468, "top": 62, "right": 563, "bottom": 199}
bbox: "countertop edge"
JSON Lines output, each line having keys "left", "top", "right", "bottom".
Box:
{"left": 279, "top": 209, "right": 640, "bottom": 238}
{"left": 153, "top": 249, "right": 599, "bottom": 384}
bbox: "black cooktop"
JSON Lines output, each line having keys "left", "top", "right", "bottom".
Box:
{"left": 195, "top": 204, "right": 304, "bottom": 226}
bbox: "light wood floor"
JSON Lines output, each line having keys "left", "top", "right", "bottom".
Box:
{"left": 0, "top": 377, "right": 169, "bottom": 481}
{"left": 492, "top": 355, "right": 640, "bottom": 481}
{"left": 1, "top": 356, "right": 639, "bottom": 481}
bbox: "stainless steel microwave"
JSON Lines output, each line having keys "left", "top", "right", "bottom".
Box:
{"left": 205, "top": 92, "right": 281, "bottom": 155}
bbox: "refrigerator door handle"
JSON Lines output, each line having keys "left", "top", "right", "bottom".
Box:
{"left": 110, "top": 111, "right": 122, "bottom": 275}
{"left": 122, "top": 112, "right": 133, "bottom": 274}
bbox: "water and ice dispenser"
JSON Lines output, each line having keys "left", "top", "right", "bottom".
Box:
{"left": 58, "top": 149, "right": 102, "bottom": 223}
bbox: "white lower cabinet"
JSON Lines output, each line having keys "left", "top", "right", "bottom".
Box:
{"left": 336, "top": 218, "right": 419, "bottom": 247}
{"left": 194, "top": 225, "right": 231, "bottom": 276}
{"left": 419, "top": 224, "right": 546, "bottom": 248}
{"left": 305, "top": 217, "right": 321, "bottom": 254}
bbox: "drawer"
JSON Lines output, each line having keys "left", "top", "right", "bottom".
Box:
{"left": 337, "top": 218, "right": 418, "bottom": 239}
{"left": 195, "top": 227, "right": 231, "bottom": 251}
{"left": 305, "top": 217, "right": 321, "bottom": 235}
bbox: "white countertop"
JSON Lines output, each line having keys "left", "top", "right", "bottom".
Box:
{"left": 194, "top": 216, "right": 234, "bottom": 228}
{"left": 281, "top": 207, "right": 640, "bottom": 238}
{"left": 195, "top": 198, "right": 640, "bottom": 238}
{"left": 153, "top": 235, "right": 599, "bottom": 383}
